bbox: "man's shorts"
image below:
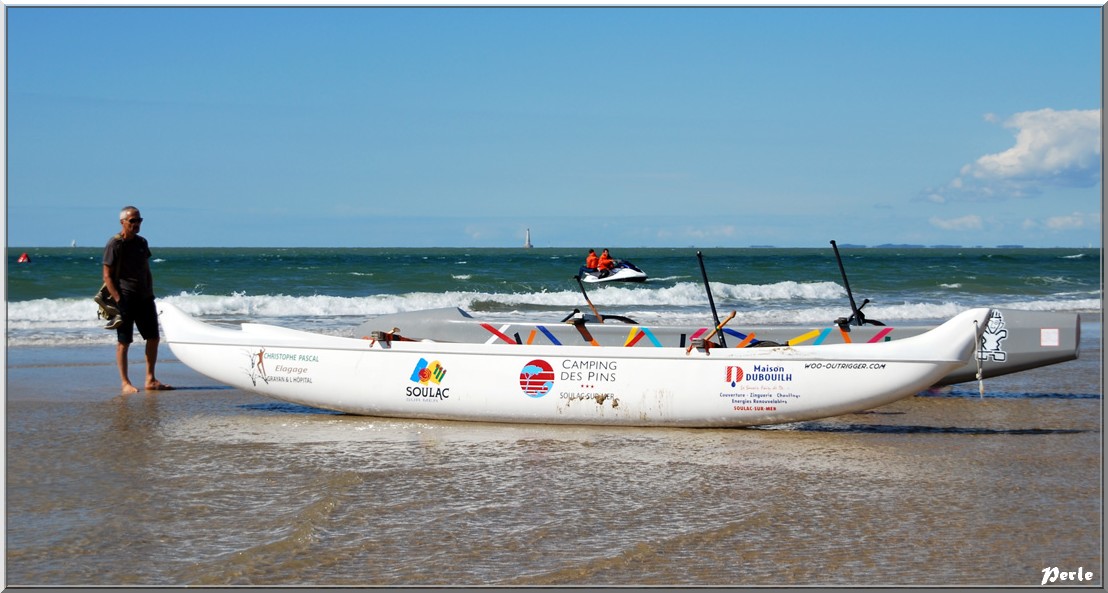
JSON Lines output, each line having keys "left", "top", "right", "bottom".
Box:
{"left": 116, "top": 295, "right": 160, "bottom": 345}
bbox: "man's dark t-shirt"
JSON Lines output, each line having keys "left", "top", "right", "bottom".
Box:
{"left": 103, "top": 234, "right": 154, "bottom": 298}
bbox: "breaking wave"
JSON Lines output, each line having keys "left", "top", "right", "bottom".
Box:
{"left": 6, "top": 279, "right": 1100, "bottom": 348}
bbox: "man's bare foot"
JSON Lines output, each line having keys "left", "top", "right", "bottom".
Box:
{"left": 146, "top": 380, "right": 174, "bottom": 391}
{"left": 122, "top": 383, "right": 140, "bottom": 395}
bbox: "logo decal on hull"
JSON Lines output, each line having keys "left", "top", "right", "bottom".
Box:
{"left": 410, "top": 358, "right": 447, "bottom": 385}
{"left": 407, "top": 358, "right": 450, "bottom": 400}
{"left": 520, "top": 359, "right": 555, "bottom": 398}
{"left": 978, "top": 309, "right": 1009, "bottom": 362}
{"left": 244, "top": 347, "right": 318, "bottom": 386}
{"left": 720, "top": 364, "right": 799, "bottom": 413}
{"left": 247, "top": 347, "right": 268, "bottom": 386}
{"left": 725, "top": 366, "right": 743, "bottom": 387}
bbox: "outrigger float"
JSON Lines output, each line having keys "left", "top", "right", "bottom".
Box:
{"left": 351, "top": 307, "right": 1078, "bottom": 388}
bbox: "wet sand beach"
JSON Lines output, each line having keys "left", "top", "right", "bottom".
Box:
{"left": 5, "top": 316, "right": 1101, "bottom": 587}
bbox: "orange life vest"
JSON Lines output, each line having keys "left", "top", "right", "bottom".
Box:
{"left": 597, "top": 253, "right": 614, "bottom": 270}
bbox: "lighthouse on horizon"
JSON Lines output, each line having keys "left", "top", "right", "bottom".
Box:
{"left": 523, "top": 228, "right": 533, "bottom": 249}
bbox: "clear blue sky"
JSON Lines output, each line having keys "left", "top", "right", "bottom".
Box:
{"left": 5, "top": 5, "right": 1103, "bottom": 248}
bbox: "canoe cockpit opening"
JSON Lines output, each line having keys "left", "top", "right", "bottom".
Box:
{"left": 363, "top": 328, "right": 422, "bottom": 347}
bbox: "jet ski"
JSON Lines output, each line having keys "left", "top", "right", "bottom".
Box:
{"left": 579, "top": 260, "right": 648, "bottom": 283}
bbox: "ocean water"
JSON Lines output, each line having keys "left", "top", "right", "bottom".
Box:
{"left": 6, "top": 246, "right": 1101, "bottom": 347}
{"left": 5, "top": 245, "right": 1102, "bottom": 587}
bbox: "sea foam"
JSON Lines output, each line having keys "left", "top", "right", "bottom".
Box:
{"left": 6, "top": 281, "right": 1100, "bottom": 348}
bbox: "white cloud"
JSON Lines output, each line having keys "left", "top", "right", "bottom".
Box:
{"left": 926, "top": 108, "right": 1101, "bottom": 201}
{"left": 972, "top": 109, "right": 1100, "bottom": 183}
{"left": 929, "top": 214, "right": 983, "bottom": 231}
{"left": 1020, "top": 211, "right": 1100, "bottom": 232}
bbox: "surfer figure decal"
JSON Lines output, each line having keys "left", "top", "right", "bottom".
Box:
{"left": 246, "top": 347, "right": 269, "bottom": 386}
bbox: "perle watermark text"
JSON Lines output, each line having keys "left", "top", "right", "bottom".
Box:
{"left": 1041, "top": 566, "right": 1094, "bottom": 585}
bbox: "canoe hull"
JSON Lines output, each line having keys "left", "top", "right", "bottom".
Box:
{"left": 161, "top": 303, "right": 991, "bottom": 427}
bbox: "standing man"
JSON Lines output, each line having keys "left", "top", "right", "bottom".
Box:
{"left": 103, "top": 206, "right": 173, "bottom": 394}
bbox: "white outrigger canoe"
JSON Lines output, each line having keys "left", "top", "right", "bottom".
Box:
{"left": 160, "top": 303, "right": 991, "bottom": 427}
